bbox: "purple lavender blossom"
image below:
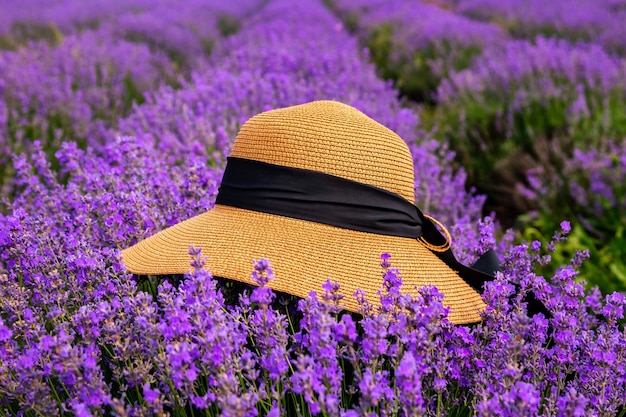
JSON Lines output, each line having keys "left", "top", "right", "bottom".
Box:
{"left": 334, "top": 0, "right": 503, "bottom": 50}
{"left": 330, "top": 0, "right": 505, "bottom": 102}
{"left": 0, "top": 29, "right": 177, "bottom": 193}
{"left": 438, "top": 37, "right": 626, "bottom": 104}
{"left": 291, "top": 291, "right": 345, "bottom": 415}
{"left": 244, "top": 258, "right": 290, "bottom": 408}
{"left": 519, "top": 138, "right": 626, "bottom": 293}
{"left": 453, "top": 0, "right": 626, "bottom": 52}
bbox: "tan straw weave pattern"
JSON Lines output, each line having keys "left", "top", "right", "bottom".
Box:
{"left": 232, "top": 100, "right": 416, "bottom": 201}
{"left": 122, "top": 101, "right": 486, "bottom": 324}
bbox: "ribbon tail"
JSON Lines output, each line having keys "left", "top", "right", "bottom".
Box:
{"left": 471, "top": 249, "right": 500, "bottom": 276}
{"left": 524, "top": 288, "right": 552, "bottom": 318}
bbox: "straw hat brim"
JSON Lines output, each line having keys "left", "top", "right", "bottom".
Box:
{"left": 121, "top": 204, "right": 486, "bottom": 324}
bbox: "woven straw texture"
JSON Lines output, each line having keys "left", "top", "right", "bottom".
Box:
{"left": 122, "top": 101, "right": 486, "bottom": 324}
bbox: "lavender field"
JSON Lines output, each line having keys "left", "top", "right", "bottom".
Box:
{"left": 1, "top": 0, "right": 626, "bottom": 415}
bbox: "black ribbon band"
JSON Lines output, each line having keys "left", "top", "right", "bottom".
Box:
{"left": 217, "top": 157, "right": 424, "bottom": 238}
{"left": 216, "top": 157, "right": 498, "bottom": 293}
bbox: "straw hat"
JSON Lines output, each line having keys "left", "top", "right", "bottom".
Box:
{"left": 122, "top": 100, "right": 489, "bottom": 324}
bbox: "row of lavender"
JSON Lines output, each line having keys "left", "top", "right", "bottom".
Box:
{"left": 446, "top": 0, "right": 626, "bottom": 52}
{"left": 330, "top": 0, "right": 626, "bottom": 294}
{"left": 2, "top": 0, "right": 626, "bottom": 415}
{"left": 0, "top": 0, "right": 262, "bottom": 196}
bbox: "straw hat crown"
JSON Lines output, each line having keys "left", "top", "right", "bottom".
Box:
{"left": 231, "top": 100, "right": 416, "bottom": 202}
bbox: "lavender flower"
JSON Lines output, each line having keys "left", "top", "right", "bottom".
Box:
{"left": 519, "top": 138, "right": 626, "bottom": 292}
{"left": 291, "top": 291, "right": 344, "bottom": 415}
{"left": 242, "top": 259, "right": 290, "bottom": 409}
{"left": 330, "top": 0, "right": 504, "bottom": 101}
{"left": 0, "top": 30, "right": 176, "bottom": 178}
{"left": 454, "top": 0, "right": 626, "bottom": 52}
